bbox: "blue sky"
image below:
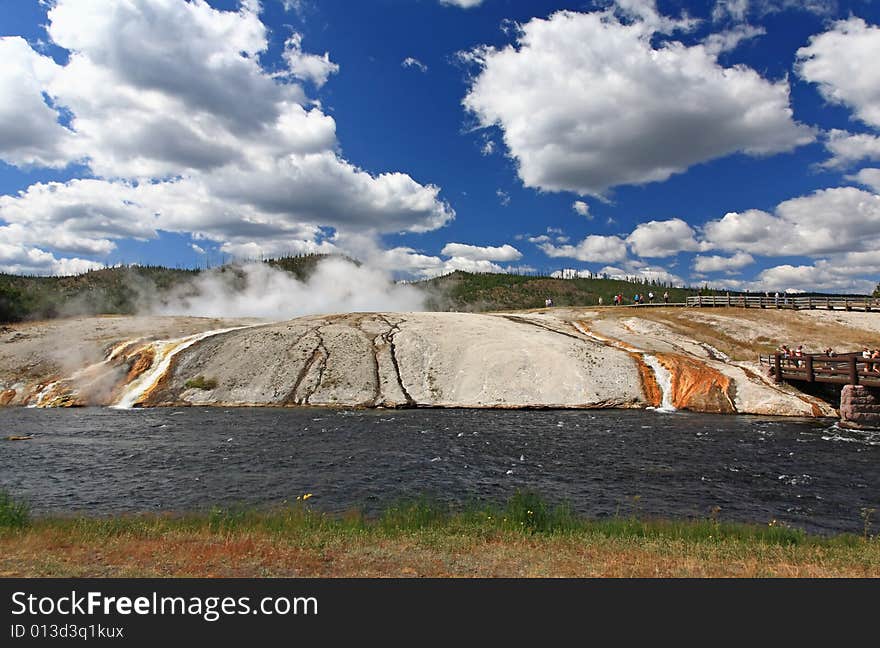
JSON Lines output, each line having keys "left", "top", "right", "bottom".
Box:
{"left": 2, "top": 0, "right": 880, "bottom": 293}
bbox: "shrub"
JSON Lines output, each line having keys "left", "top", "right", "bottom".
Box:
{"left": 184, "top": 375, "right": 218, "bottom": 390}
{"left": 0, "top": 489, "right": 30, "bottom": 529}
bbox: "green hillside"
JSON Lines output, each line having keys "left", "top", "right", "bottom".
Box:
{"left": 0, "top": 254, "right": 329, "bottom": 323}
{"left": 421, "top": 271, "right": 696, "bottom": 311}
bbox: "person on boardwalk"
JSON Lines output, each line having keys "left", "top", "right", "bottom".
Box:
{"left": 663, "top": 290, "right": 669, "bottom": 304}
{"left": 778, "top": 344, "right": 791, "bottom": 365}
{"left": 648, "top": 291, "right": 654, "bottom": 303}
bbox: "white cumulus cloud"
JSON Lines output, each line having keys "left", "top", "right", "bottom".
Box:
{"left": 440, "top": 242, "right": 522, "bottom": 262}
{"left": 538, "top": 235, "right": 628, "bottom": 264}
{"left": 797, "top": 17, "right": 880, "bottom": 129}
{"left": 0, "top": 0, "right": 453, "bottom": 275}
{"left": 822, "top": 129, "right": 880, "bottom": 169}
{"left": 693, "top": 252, "right": 755, "bottom": 274}
{"left": 572, "top": 201, "right": 591, "bottom": 218}
{"left": 626, "top": 218, "right": 702, "bottom": 258}
{"left": 702, "top": 187, "right": 880, "bottom": 257}
{"left": 282, "top": 33, "right": 340, "bottom": 88}
{"left": 462, "top": 7, "right": 813, "bottom": 197}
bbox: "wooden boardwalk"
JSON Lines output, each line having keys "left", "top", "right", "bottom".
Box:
{"left": 759, "top": 352, "right": 880, "bottom": 387}
{"left": 688, "top": 295, "right": 880, "bottom": 311}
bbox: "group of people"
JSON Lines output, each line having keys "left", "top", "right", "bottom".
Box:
{"left": 777, "top": 344, "right": 880, "bottom": 373}
{"left": 777, "top": 344, "right": 807, "bottom": 366}
{"left": 611, "top": 291, "right": 669, "bottom": 306}
{"left": 862, "top": 347, "right": 880, "bottom": 373}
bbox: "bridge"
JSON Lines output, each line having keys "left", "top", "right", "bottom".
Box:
{"left": 687, "top": 295, "right": 880, "bottom": 311}
{"left": 759, "top": 352, "right": 880, "bottom": 387}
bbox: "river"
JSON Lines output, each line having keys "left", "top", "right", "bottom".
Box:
{"left": 1, "top": 407, "right": 877, "bottom": 535}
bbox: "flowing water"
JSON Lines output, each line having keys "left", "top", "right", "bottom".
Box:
{"left": 1, "top": 407, "right": 878, "bottom": 535}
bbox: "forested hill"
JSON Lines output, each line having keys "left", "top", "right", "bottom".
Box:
{"left": 1, "top": 253, "right": 848, "bottom": 323}
{"left": 0, "top": 255, "right": 329, "bottom": 322}
{"left": 420, "top": 271, "right": 695, "bottom": 312}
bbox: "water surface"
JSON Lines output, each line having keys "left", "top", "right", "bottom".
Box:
{"left": 1, "top": 407, "right": 877, "bottom": 535}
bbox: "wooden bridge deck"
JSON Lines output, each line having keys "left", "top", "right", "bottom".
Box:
{"left": 688, "top": 295, "right": 880, "bottom": 311}
{"left": 759, "top": 352, "right": 880, "bottom": 387}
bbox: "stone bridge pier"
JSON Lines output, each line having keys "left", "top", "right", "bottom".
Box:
{"left": 839, "top": 385, "right": 880, "bottom": 429}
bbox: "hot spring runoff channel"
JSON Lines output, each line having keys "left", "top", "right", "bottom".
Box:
{"left": 1, "top": 407, "right": 877, "bottom": 535}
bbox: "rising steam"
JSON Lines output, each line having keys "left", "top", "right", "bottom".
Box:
{"left": 150, "top": 258, "right": 426, "bottom": 319}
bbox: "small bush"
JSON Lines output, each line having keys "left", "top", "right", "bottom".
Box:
{"left": 500, "top": 490, "right": 579, "bottom": 534}
{"left": 380, "top": 497, "right": 450, "bottom": 532}
{"left": 184, "top": 375, "right": 218, "bottom": 390}
{"left": 0, "top": 489, "right": 30, "bottom": 529}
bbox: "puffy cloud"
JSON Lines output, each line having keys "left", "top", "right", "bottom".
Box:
{"left": 700, "top": 208, "right": 779, "bottom": 255}
{"left": 626, "top": 218, "right": 701, "bottom": 258}
{"left": 572, "top": 201, "right": 591, "bottom": 218}
{"left": 0, "top": 37, "right": 79, "bottom": 168}
{"left": 402, "top": 57, "right": 428, "bottom": 73}
{"left": 702, "top": 187, "right": 880, "bottom": 257}
{"left": 538, "top": 235, "right": 628, "bottom": 263}
{"left": 0, "top": 179, "right": 158, "bottom": 256}
{"left": 440, "top": 243, "right": 522, "bottom": 261}
{"left": 373, "top": 244, "right": 530, "bottom": 279}
{"left": 755, "top": 262, "right": 876, "bottom": 294}
{"left": 796, "top": 18, "right": 880, "bottom": 129}
{"left": 282, "top": 33, "right": 339, "bottom": 88}
{"left": 0, "top": 242, "right": 103, "bottom": 276}
{"left": 822, "top": 129, "right": 880, "bottom": 169}
{"left": 692, "top": 252, "right": 754, "bottom": 274}
{"left": 462, "top": 7, "right": 812, "bottom": 197}
{"left": 848, "top": 168, "right": 880, "bottom": 193}
{"left": 0, "top": 0, "right": 454, "bottom": 275}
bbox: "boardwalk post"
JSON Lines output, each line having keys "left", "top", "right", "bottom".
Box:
{"left": 774, "top": 353, "right": 782, "bottom": 383}
{"left": 805, "top": 355, "right": 814, "bottom": 383}
{"left": 850, "top": 356, "right": 859, "bottom": 385}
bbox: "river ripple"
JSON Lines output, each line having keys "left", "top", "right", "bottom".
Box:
{"left": 1, "top": 407, "right": 877, "bottom": 535}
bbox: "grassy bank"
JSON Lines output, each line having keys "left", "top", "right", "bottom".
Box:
{"left": 1, "top": 491, "right": 878, "bottom": 577}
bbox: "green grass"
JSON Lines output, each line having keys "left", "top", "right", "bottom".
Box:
{"left": 0, "top": 489, "right": 29, "bottom": 529}
{"left": 11, "top": 490, "right": 868, "bottom": 550}
{"left": 2, "top": 491, "right": 876, "bottom": 577}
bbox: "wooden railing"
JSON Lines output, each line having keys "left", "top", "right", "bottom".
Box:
{"left": 759, "top": 352, "right": 880, "bottom": 386}
{"left": 688, "top": 295, "right": 880, "bottom": 311}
